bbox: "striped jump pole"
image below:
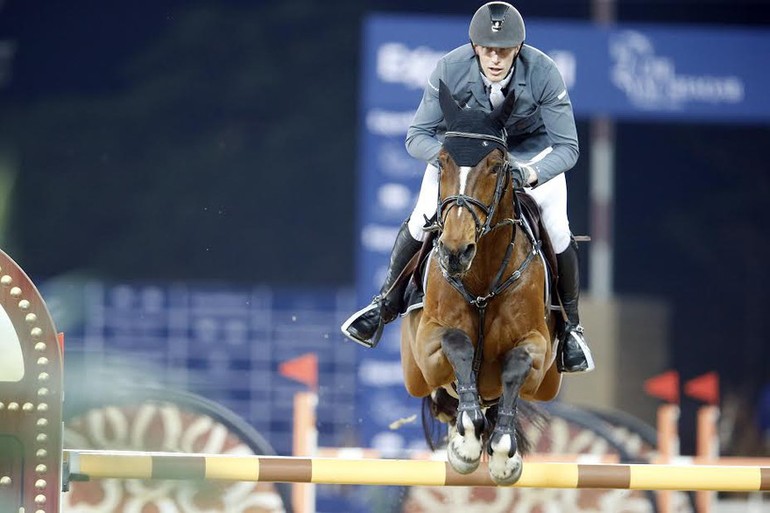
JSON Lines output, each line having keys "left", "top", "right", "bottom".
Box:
{"left": 64, "top": 450, "right": 770, "bottom": 492}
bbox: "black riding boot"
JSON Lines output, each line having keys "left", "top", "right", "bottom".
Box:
{"left": 341, "top": 221, "right": 422, "bottom": 348}
{"left": 555, "top": 238, "right": 595, "bottom": 373}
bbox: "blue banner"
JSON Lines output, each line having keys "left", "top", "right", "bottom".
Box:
{"left": 361, "top": 15, "right": 770, "bottom": 121}
{"left": 355, "top": 14, "right": 770, "bottom": 450}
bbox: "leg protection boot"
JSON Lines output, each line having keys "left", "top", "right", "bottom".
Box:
{"left": 341, "top": 221, "right": 422, "bottom": 347}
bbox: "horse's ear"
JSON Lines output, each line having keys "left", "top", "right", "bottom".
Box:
{"left": 438, "top": 80, "right": 461, "bottom": 125}
{"left": 492, "top": 88, "right": 516, "bottom": 129}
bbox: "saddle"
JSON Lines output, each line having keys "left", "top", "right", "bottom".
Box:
{"left": 400, "top": 191, "right": 559, "bottom": 314}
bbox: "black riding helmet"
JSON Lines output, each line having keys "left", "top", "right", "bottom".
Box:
{"left": 469, "top": 1, "right": 526, "bottom": 48}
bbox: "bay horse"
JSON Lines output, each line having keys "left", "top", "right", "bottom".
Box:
{"left": 400, "top": 82, "right": 562, "bottom": 485}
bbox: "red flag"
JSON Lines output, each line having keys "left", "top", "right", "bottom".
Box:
{"left": 279, "top": 353, "right": 318, "bottom": 390}
{"left": 644, "top": 370, "right": 679, "bottom": 404}
{"left": 684, "top": 372, "right": 719, "bottom": 404}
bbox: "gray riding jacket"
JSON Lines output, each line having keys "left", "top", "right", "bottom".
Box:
{"left": 405, "top": 43, "right": 579, "bottom": 185}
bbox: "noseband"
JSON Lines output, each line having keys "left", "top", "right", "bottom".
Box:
{"left": 436, "top": 130, "right": 516, "bottom": 240}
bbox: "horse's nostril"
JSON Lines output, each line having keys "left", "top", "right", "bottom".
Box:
{"left": 462, "top": 243, "right": 476, "bottom": 261}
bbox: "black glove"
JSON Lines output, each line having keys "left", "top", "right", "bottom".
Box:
{"left": 509, "top": 162, "right": 529, "bottom": 189}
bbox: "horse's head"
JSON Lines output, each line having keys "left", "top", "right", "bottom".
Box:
{"left": 435, "top": 81, "right": 516, "bottom": 277}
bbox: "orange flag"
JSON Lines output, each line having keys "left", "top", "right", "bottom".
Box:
{"left": 684, "top": 372, "right": 719, "bottom": 404}
{"left": 279, "top": 353, "right": 318, "bottom": 391}
{"left": 644, "top": 370, "right": 679, "bottom": 404}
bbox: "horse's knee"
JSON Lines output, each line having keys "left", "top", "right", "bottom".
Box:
{"left": 441, "top": 329, "right": 473, "bottom": 362}
{"left": 502, "top": 347, "right": 532, "bottom": 385}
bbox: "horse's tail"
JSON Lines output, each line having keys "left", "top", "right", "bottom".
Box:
{"left": 421, "top": 397, "right": 441, "bottom": 451}
{"left": 514, "top": 400, "right": 548, "bottom": 454}
{"left": 421, "top": 389, "right": 458, "bottom": 451}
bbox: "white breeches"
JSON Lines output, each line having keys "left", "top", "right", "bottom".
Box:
{"left": 407, "top": 163, "right": 572, "bottom": 254}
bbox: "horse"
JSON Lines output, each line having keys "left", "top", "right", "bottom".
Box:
{"left": 399, "top": 81, "right": 562, "bottom": 485}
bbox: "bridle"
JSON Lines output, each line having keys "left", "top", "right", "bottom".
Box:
{"left": 436, "top": 130, "right": 513, "bottom": 240}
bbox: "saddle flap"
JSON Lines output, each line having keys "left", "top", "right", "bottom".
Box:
{"left": 402, "top": 231, "right": 437, "bottom": 314}
{"left": 517, "top": 192, "right": 558, "bottom": 302}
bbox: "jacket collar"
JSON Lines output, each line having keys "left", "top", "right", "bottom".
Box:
{"left": 467, "top": 64, "right": 489, "bottom": 109}
{"left": 509, "top": 49, "right": 528, "bottom": 100}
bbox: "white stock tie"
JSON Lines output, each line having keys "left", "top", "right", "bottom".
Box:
{"left": 489, "top": 83, "right": 504, "bottom": 108}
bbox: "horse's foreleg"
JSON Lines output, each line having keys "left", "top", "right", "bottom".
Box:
{"left": 488, "top": 345, "right": 532, "bottom": 485}
{"left": 441, "top": 328, "right": 485, "bottom": 474}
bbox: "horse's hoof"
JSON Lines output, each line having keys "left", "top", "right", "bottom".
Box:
{"left": 446, "top": 415, "right": 482, "bottom": 474}
{"left": 489, "top": 451, "right": 523, "bottom": 486}
{"left": 447, "top": 440, "right": 481, "bottom": 474}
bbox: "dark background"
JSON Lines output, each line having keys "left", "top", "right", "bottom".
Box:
{"left": 1, "top": 0, "right": 768, "bottom": 453}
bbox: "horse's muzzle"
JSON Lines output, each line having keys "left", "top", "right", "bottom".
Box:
{"left": 438, "top": 241, "right": 477, "bottom": 277}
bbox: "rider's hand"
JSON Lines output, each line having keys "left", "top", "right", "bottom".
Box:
{"left": 510, "top": 162, "right": 536, "bottom": 189}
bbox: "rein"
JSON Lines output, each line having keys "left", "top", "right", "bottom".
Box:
{"left": 436, "top": 131, "right": 541, "bottom": 376}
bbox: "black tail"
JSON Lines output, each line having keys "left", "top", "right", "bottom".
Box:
{"left": 420, "top": 389, "right": 459, "bottom": 451}
{"left": 421, "top": 397, "right": 442, "bottom": 451}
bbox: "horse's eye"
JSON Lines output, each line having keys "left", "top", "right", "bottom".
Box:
{"left": 491, "top": 164, "right": 503, "bottom": 174}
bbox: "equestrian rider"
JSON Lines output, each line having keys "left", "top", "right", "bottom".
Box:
{"left": 341, "top": 1, "right": 595, "bottom": 373}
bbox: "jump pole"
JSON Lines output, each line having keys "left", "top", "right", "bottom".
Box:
{"left": 64, "top": 450, "right": 770, "bottom": 492}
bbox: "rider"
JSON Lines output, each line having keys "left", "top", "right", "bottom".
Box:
{"left": 341, "top": 1, "right": 594, "bottom": 373}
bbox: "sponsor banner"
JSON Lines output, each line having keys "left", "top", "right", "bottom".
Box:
{"left": 355, "top": 14, "right": 770, "bottom": 450}
{"left": 362, "top": 15, "right": 770, "bottom": 121}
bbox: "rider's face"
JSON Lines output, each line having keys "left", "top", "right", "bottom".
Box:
{"left": 473, "top": 45, "right": 519, "bottom": 82}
